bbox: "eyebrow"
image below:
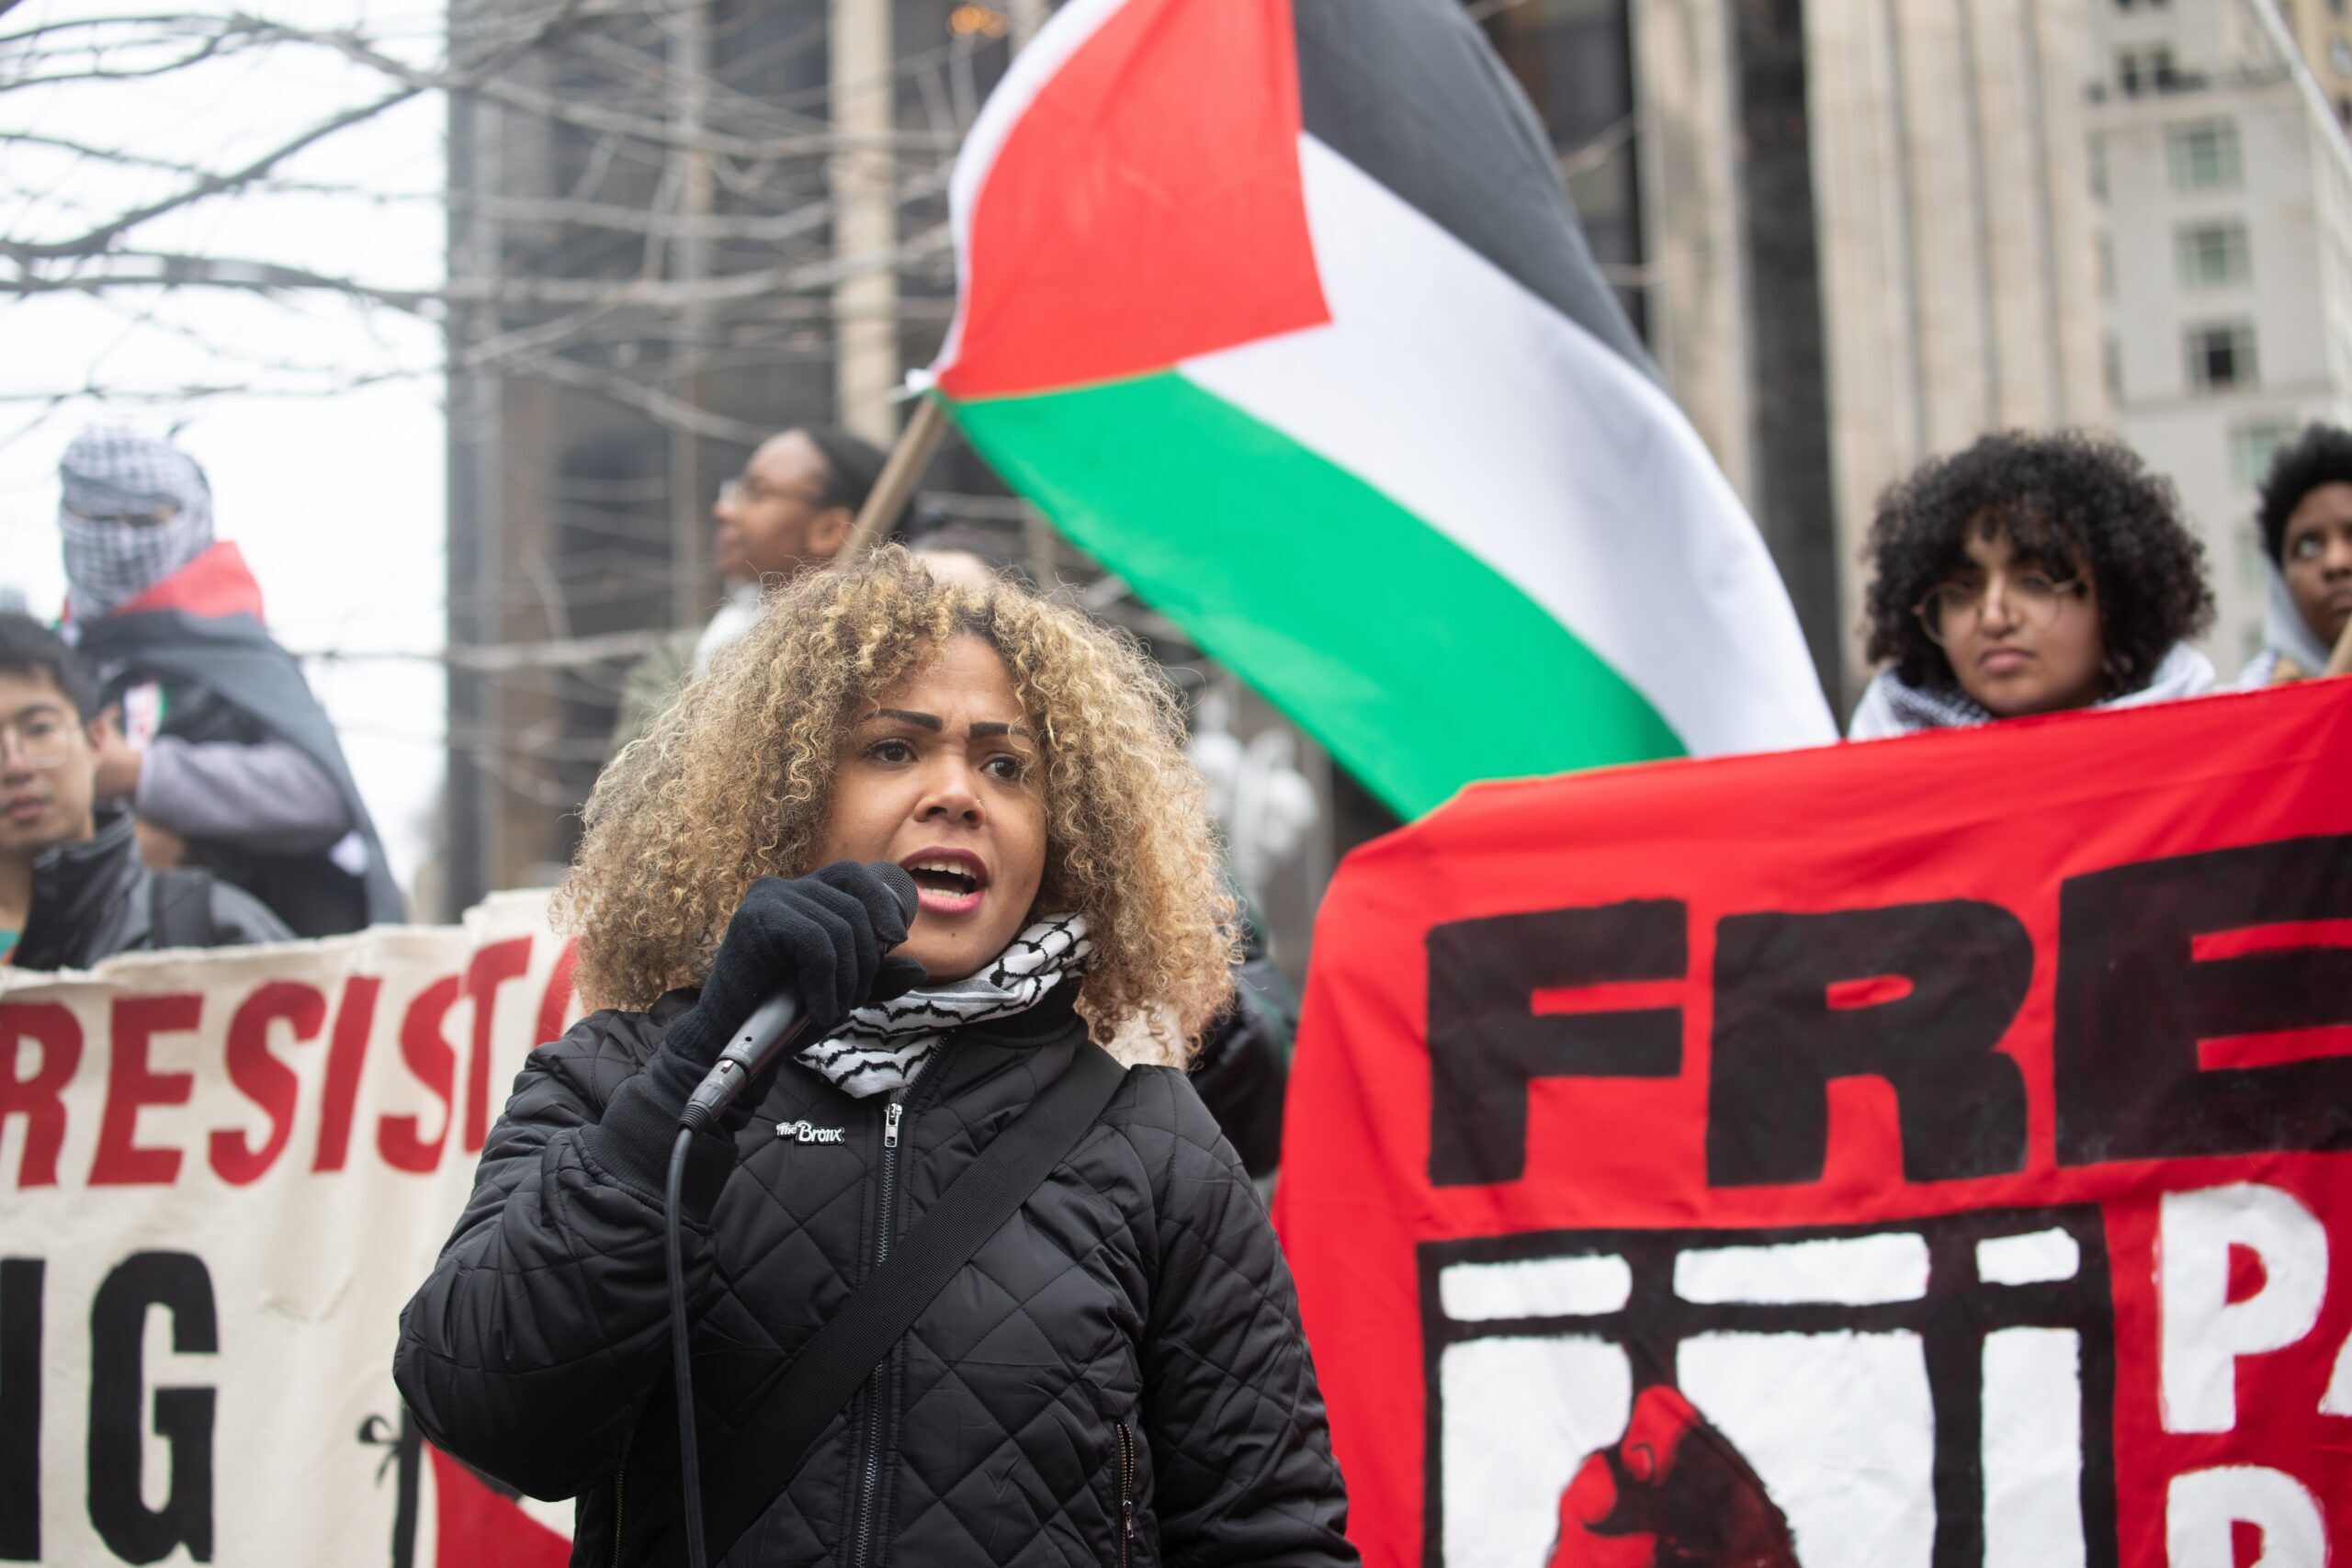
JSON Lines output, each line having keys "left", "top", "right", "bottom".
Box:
{"left": 863, "top": 708, "right": 1033, "bottom": 740}
{"left": 3, "top": 701, "right": 65, "bottom": 726}
{"left": 866, "top": 707, "right": 943, "bottom": 731}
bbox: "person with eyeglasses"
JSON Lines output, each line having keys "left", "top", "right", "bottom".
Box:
{"left": 55, "top": 425, "right": 403, "bottom": 938}
{"left": 609, "top": 424, "right": 891, "bottom": 756}
{"left": 2244, "top": 423, "right": 2352, "bottom": 686}
{"left": 1848, "top": 430, "right": 2217, "bottom": 739}
{"left": 0, "top": 613, "right": 288, "bottom": 969}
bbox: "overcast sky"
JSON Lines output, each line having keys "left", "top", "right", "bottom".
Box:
{"left": 3, "top": 0, "right": 450, "bottom": 895}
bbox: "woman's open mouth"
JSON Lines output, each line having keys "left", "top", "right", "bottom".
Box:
{"left": 901, "top": 849, "right": 989, "bottom": 916}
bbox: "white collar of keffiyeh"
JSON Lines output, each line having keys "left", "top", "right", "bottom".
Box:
{"left": 796, "top": 912, "right": 1092, "bottom": 1100}
{"left": 1848, "top": 642, "right": 2217, "bottom": 739}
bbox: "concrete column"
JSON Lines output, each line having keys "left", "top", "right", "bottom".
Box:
{"left": 444, "top": 73, "right": 501, "bottom": 916}
{"left": 668, "top": 1, "right": 715, "bottom": 627}
{"left": 2028, "top": 0, "right": 2111, "bottom": 426}
{"left": 1633, "top": 0, "right": 1755, "bottom": 501}
{"left": 1802, "top": 0, "right": 2103, "bottom": 695}
{"left": 831, "top": 0, "right": 900, "bottom": 443}
{"left": 1636, "top": 0, "right": 1843, "bottom": 695}
{"left": 1895, "top": 0, "right": 1996, "bottom": 450}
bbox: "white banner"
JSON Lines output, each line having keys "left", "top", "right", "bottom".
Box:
{"left": 3, "top": 893, "right": 585, "bottom": 1567}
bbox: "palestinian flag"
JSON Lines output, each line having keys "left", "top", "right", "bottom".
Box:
{"left": 926, "top": 0, "right": 1834, "bottom": 818}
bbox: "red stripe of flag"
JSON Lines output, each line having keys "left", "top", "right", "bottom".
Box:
{"left": 936, "top": 0, "right": 1329, "bottom": 399}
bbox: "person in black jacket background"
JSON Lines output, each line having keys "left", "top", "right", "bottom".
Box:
{"left": 396, "top": 549, "right": 1353, "bottom": 1567}
{"left": 0, "top": 613, "right": 288, "bottom": 968}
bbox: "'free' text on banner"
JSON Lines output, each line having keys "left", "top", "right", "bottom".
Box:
{"left": 1277, "top": 679, "right": 2352, "bottom": 1568}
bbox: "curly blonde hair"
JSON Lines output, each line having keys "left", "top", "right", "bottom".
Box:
{"left": 556, "top": 547, "right": 1238, "bottom": 1056}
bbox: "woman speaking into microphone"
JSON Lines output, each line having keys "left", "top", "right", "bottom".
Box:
{"left": 395, "top": 549, "right": 1353, "bottom": 1567}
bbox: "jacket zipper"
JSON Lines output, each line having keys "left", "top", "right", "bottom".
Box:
{"left": 610, "top": 1464, "right": 624, "bottom": 1568}
{"left": 1114, "top": 1421, "right": 1136, "bottom": 1568}
{"left": 848, "top": 1095, "right": 910, "bottom": 1568}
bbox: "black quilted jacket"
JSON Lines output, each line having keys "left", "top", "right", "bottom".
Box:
{"left": 393, "top": 987, "right": 1354, "bottom": 1567}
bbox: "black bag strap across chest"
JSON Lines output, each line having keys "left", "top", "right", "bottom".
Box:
{"left": 655, "top": 1040, "right": 1131, "bottom": 1566}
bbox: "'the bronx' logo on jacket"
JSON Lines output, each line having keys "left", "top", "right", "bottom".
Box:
{"left": 775, "top": 1120, "right": 846, "bottom": 1145}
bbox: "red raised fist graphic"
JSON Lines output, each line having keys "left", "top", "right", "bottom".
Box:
{"left": 1545, "top": 1385, "right": 1802, "bottom": 1568}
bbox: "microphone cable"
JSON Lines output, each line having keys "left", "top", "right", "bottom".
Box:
{"left": 665, "top": 1125, "right": 710, "bottom": 1568}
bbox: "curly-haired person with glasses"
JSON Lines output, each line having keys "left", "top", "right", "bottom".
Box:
{"left": 1848, "top": 430, "right": 2216, "bottom": 739}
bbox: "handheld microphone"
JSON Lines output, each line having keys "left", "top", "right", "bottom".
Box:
{"left": 677, "top": 862, "right": 921, "bottom": 1132}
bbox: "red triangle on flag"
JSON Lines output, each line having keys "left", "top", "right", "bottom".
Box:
{"left": 427, "top": 1446, "right": 571, "bottom": 1568}
{"left": 935, "top": 0, "right": 1329, "bottom": 400}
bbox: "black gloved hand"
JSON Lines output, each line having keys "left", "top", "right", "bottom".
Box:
{"left": 648, "top": 863, "right": 928, "bottom": 1110}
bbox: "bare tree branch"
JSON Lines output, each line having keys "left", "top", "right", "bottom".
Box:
{"left": 0, "top": 250, "right": 442, "bottom": 310}
{"left": 0, "top": 129, "right": 429, "bottom": 199}
{"left": 0, "top": 12, "right": 239, "bottom": 47}
{"left": 297, "top": 19, "right": 955, "bottom": 158}
{"left": 6, "top": 85, "right": 424, "bottom": 259}
{"left": 300, "top": 627, "right": 664, "bottom": 671}
{"left": 496, "top": 350, "right": 773, "bottom": 442}
{"left": 1, "top": 44, "right": 264, "bottom": 96}
{"left": 1, "top": 0, "right": 986, "bottom": 453}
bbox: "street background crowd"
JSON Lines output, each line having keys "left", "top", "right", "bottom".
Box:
{"left": 12, "top": 0, "right": 2352, "bottom": 976}
{"left": 6, "top": 411, "right": 2347, "bottom": 1166}
{"left": 7, "top": 7, "right": 2352, "bottom": 1130}
{"left": 10, "top": 4, "right": 2352, "bottom": 1565}
{"left": 4, "top": 0, "right": 2351, "bottom": 1185}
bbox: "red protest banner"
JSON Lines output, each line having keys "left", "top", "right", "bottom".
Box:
{"left": 1275, "top": 681, "right": 2352, "bottom": 1568}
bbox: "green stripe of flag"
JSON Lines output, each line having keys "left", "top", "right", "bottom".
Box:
{"left": 946, "top": 372, "right": 1685, "bottom": 818}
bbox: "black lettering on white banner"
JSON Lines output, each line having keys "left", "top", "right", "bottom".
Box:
{"left": 87, "top": 1252, "right": 216, "bottom": 1564}
{"left": 0, "top": 1259, "right": 40, "bottom": 1562}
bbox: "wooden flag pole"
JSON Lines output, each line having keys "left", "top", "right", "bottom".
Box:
{"left": 842, "top": 394, "right": 949, "bottom": 560}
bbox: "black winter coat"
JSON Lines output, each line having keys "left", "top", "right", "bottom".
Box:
{"left": 394, "top": 987, "right": 1355, "bottom": 1568}
{"left": 83, "top": 605, "right": 403, "bottom": 937}
{"left": 10, "top": 807, "right": 290, "bottom": 969}
{"left": 1189, "top": 942, "right": 1295, "bottom": 1179}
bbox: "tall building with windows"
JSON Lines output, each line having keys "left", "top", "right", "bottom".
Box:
{"left": 1623, "top": 0, "right": 2111, "bottom": 701}
{"left": 451, "top": 0, "right": 2309, "bottom": 920}
{"left": 2090, "top": 0, "right": 2352, "bottom": 672}
{"left": 2275, "top": 0, "right": 2352, "bottom": 124}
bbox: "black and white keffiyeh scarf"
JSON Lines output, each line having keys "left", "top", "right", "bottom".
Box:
{"left": 58, "top": 426, "right": 215, "bottom": 618}
{"left": 797, "top": 912, "right": 1091, "bottom": 1099}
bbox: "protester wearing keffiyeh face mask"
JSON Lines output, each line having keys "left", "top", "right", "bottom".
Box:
{"left": 58, "top": 425, "right": 218, "bottom": 618}
{"left": 57, "top": 426, "right": 404, "bottom": 938}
